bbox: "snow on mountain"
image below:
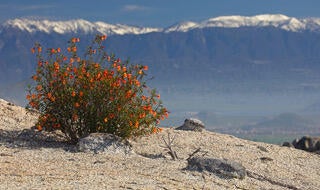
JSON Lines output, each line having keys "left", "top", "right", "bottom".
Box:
{"left": 201, "top": 14, "right": 300, "bottom": 29}
{"left": 2, "top": 14, "right": 320, "bottom": 35}
{"left": 165, "top": 14, "right": 320, "bottom": 33}
{"left": 165, "top": 21, "right": 198, "bottom": 33}
{"left": 2, "top": 18, "right": 161, "bottom": 35}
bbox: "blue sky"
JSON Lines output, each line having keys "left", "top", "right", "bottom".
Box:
{"left": 1, "top": 0, "right": 320, "bottom": 27}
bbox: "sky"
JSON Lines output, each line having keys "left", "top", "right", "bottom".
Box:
{"left": 0, "top": 0, "right": 320, "bottom": 27}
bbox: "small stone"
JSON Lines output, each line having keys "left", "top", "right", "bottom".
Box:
{"left": 186, "top": 156, "right": 246, "bottom": 179}
{"left": 77, "top": 133, "right": 134, "bottom": 154}
{"left": 260, "top": 157, "right": 273, "bottom": 162}
{"left": 257, "top": 145, "right": 268, "bottom": 152}
{"left": 176, "top": 118, "right": 205, "bottom": 132}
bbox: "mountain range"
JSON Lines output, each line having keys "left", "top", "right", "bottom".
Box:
{"left": 1, "top": 14, "right": 320, "bottom": 117}
{"left": 4, "top": 14, "right": 320, "bottom": 34}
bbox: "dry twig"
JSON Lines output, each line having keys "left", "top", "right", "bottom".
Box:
{"left": 160, "top": 132, "right": 178, "bottom": 160}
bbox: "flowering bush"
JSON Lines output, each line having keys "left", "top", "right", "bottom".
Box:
{"left": 27, "top": 35, "right": 168, "bottom": 143}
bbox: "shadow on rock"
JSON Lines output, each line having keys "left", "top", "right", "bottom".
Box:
{"left": 0, "top": 128, "right": 76, "bottom": 152}
{"left": 185, "top": 156, "right": 246, "bottom": 180}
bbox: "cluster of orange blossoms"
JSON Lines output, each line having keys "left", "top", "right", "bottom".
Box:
{"left": 27, "top": 35, "right": 168, "bottom": 142}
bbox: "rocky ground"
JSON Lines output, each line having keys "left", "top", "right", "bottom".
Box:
{"left": 0, "top": 98, "right": 320, "bottom": 189}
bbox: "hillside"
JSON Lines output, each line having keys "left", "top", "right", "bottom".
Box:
{"left": 1, "top": 98, "right": 319, "bottom": 189}
{"left": 240, "top": 113, "right": 317, "bottom": 133}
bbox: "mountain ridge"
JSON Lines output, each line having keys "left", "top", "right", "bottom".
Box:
{"left": 3, "top": 14, "right": 320, "bottom": 35}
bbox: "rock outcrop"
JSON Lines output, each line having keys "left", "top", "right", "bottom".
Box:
{"left": 186, "top": 156, "right": 246, "bottom": 179}
{"left": 77, "top": 133, "right": 133, "bottom": 154}
{"left": 282, "top": 136, "right": 320, "bottom": 153}
{"left": 175, "top": 118, "right": 205, "bottom": 132}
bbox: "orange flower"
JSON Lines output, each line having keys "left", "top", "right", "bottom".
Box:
{"left": 26, "top": 94, "right": 31, "bottom": 100}
{"left": 51, "top": 48, "right": 56, "bottom": 54}
{"left": 109, "top": 113, "right": 115, "bottom": 119}
{"left": 71, "top": 91, "right": 76, "bottom": 97}
{"left": 117, "top": 65, "right": 121, "bottom": 71}
{"left": 47, "top": 92, "right": 56, "bottom": 102}
{"left": 57, "top": 47, "right": 61, "bottom": 53}
{"left": 37, "top": 46, "right": 42, "bottom": 53}
{"left": 53, "top": 62, "right": 60, "bottom": 70}
{"left": 29, "top": 101, "right": 37, "bottom": 108}
{"left": 100, "top": 35, "right": 107, "bottom": 41}
{"left": 94, "top": 63, "right": 99, "bottom": 68}
{"left": 139, "top": 113, "right": 146, "bottom": 119}
{"left": 103, "top": 69, "right": 108, "bottom": 77}
{"left": 135, "top": 80, "right": 140, "bottom": 87}
{"left": 31, "top": 48, "right": 35, "bottom": 54}
{"left": 36, "top": 125, "right": 42, "bottom": 131}
{"left": 138, "top": 70, "right": 143, "bottom": 75}
{"left": 69, "top": 57, "right": 74, "bottom": 63}
{"left": 134, "top": 121, "right": 139, "bottom": 128}
{"left": 71, "top": 38, "right": 80, "bottom": 43}
{"left": 143, "top": 65, "right": 148, "bottom": 71}
{"left": 96, "top": 73, "right": 101, "bottom": 80}
{"left": 31, "top": 94, "right": 37, "bottom": 99}
{"left": 79, "top": 91, "right": 83, "bottom": 97}
{"left": 122, "top": 66, "right": 127, "bottom": 72}
{"left": 74, "top": 102, "right": 80, "bottom": 108}
{"left": 125, "top": 90, "right": 132, "bottom": 98}
{"left": 104, "top": 117, "right": 108, "bottom": 123}
{"left": 36, "top": 85, "right": 42, "bottom": 91}
{"left": 32, "top": 75, "right": 38, "bottom": 81}
{"left": 152, "top": 110, "right": 157, "bottom": 117}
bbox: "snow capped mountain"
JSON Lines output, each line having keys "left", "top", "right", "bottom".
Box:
{"left": 2, "top": 18, "right": 162, "bottom": 35}
{"left": 165, "top": 14, "right": 320, "bottom": 33}
{"left": 2, "top": 14, "right": 320, "bottom": 35}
